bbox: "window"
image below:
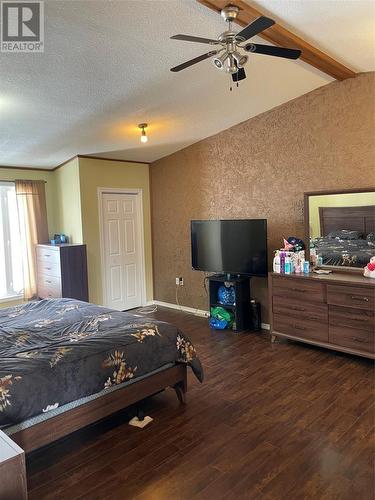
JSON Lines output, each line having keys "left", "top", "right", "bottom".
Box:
{"left": 0, "top": 182, "right": 23, "bottom": 300}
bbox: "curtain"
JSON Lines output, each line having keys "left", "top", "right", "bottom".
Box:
{"left": 15, "top": 180, "right": 49, "bottom": 300}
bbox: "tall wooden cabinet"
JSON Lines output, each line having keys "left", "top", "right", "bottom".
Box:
{"left": 269, "top": 272, "right": 375, "bottom": 359}
{"left": 36, "top": 244, "right": 89, "bottom": 302}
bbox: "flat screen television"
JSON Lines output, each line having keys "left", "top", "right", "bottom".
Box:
{"left": 191, "top": 219, "right": 267, "bottom": 277}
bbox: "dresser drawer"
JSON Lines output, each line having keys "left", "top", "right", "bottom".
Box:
{"left": 272, "top": 276, "right": 325, "bottom": 303}
{"left": 37, "top": 274, "right": 61, "bottom": 298}
{"left": 329, "top": 305, "right": 374, "bottom": 333}
{"left": 273, "top": 313, "right": 328, "bottom": 342}
{"left": 329, "top": 325, "right": 375, "bottom": 353}
{"left": 37, "top": 258, "right": 61, "bottom": 278}
{"left": 327, "top": 285, "right": 374, "bottom": 311}
{"left": 38, "top": 284, "right": 62, "bottom": 299}
{"left": 273, "top": 295, "right": 328, "bottom": 322}
{"left": 36, "top": 246, "right": 60, "bottom": 265}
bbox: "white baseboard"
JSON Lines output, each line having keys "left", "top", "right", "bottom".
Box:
{"left": 152, "top": 299, "right": 270, "bottom": 330}
{"left": 153, "top": 300, "right": 209, "bottom": 318}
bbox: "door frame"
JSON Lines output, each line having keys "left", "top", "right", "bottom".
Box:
{"left": 98, "top": 187, "right": 147, "bottom": 309}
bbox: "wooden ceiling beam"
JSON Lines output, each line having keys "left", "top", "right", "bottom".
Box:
{"left": 196, "top": 0, "right": 356, "bottom": 81}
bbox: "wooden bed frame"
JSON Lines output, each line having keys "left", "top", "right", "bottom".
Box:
{"left": 0, "top": 363, "right": 187, "bottom": 498}
{"left": 319, "top": 205, "right": 375, "bottom": 237}
{"left": 7, "top": 363, "right": 187, "bottom": 453}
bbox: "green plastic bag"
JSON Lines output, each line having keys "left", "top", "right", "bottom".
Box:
{"left": 210, "top": 306, "right": 234, "bottom": 328}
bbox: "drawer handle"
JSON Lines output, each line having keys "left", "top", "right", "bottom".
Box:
{"left": 307, "top": 316, "right": 319, "bottom": 321}
{"left": 294, "top": 325, "right": 306, "bottom": 331}
{"left": 352, "top": 337, "right": 368, "bottom": 343}
{"left": 291, "top": 306, "right": 306, "bottom": 312}
{"left": 45, "top": 280, "right": 52, "bottom": 284}
{"left": 44, "top": 254, "right": 51, "bottom": 257}
{"left": 45, "top": 267, "right": 51, "bottom": 271}
{"left": 351, "top": 296, "right": 369, "bottom": 302}
{"left": 292, "top": 288, "right": 306, "bottom": 293}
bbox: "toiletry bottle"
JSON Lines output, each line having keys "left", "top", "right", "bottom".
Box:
{"left": 300, "top": 259, "right": 305, "bottom": 273}
{"left": 273, "top": 251, "right": 281, "bottom": 273}
{"left": 289, "top": 253, "right": 294, "bottom": 273}
{"left": 285, "top": 255, "right": 291, "bottom": 274}
{"left": 280, "top": 251, "right": 285, "bottom": 273}
{"left": 303, "top": 260, "right": 310, "bottom": 274}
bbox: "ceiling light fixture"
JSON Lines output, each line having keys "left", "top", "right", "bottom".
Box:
{"left": 138, "top": 123, "right": 148, "bottom": 143}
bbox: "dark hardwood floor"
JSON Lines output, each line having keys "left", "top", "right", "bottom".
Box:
{"left": 26, "top": 307, "right": 374, "bottom": 499}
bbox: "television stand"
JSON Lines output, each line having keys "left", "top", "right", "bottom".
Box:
{"left": 208, "top": 274, "right": 251, "bottom": 331}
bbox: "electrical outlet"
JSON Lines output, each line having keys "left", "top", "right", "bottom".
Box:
{"left": 175, "top": 277, "right": 180, "bottom": 286}
{"left": 179, "top": 277, "right": 184, "bottom": 286}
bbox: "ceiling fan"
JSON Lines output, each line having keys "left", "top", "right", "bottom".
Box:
{"left": 170, "top": 4, "right": 302, "bottom": 83}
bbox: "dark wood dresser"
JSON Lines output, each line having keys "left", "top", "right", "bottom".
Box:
{"left": 269, "top": 272, "right": 375, "bottom": 359}
{"left": 36, "top": 244, "right": 89, "bottom": 302}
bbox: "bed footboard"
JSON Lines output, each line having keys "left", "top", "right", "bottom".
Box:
{"left": 9, "top": 364, "right": 187, "bottom": 454}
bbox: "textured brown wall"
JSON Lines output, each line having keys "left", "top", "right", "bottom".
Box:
{"left": 150, "top": 72, "right": 375, "bottom": 322}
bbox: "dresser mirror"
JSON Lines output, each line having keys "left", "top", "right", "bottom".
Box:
{"left": 304, "top": 188, "right": 375, "bottom": 272}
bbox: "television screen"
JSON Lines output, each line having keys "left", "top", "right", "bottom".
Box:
{"left": 191, "top": 219, "right": 268, "bottom": 276}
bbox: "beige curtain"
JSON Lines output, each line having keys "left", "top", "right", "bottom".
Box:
{"left": 15, "top": 180, "right": 49, "bottom": 300}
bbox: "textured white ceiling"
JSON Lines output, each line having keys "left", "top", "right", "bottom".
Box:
{"left": 0, "top": 0, "right": 373, "bottom": 169}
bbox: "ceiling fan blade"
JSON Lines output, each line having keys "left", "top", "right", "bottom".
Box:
{"left": 170, "top": 51, "right": 218, "bottom": 72}
{"left": 171, "top": 34, "right": 219, "bottom": 45}
{"left": 236, "top": 16, "right": 275, "bottom": 41}
{"left": 232, "top": 67, "right": 246, "bottom": 82}
{"left": 245, "top": 43, "right": 301, "bottom": 60}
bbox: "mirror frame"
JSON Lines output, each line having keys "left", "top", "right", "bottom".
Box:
{"left": 304, "top": 187, "right": 375, "bottom": 274}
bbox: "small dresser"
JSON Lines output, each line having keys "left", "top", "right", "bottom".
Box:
{"left": 269, "top": 272, "right": 375, "bottom": 359}
{"left": 36, "top": 244, "right": 89, "bottom": 302}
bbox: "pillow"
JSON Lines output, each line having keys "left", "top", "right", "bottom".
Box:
{"left": 327, "top": 230, "right": 363, "bottom": 240}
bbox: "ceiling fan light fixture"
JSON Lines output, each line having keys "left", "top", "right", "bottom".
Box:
{"left": 233, "top": 52, "right": 248, "bottom": 68}
{"left": 213, "top": 51, "right": 228, "bottom": 70}
{"left": 138, "top": 123, "right": 148, "bottom": 143}
{"left": 226, "top": 54, "right": 238, "bottom": 74}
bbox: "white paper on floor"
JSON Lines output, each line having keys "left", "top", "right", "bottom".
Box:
{"left": 128, "top": 416, "right": 153, "bottom": 428}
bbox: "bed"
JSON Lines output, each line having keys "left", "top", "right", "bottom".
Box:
{"left": 0, "top": 298, "right": 203, "bottom": 452}
{"left": 312, "top": 205, "right": 375, "bottom": 267}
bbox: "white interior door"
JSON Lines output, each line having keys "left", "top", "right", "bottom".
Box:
{"left": 101, "top": 191, "right": 145, "bottom": 310}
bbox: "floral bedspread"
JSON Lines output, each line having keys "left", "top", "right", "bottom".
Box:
{"left": 0, "top": 298, "right": 203, "bottom": 427}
